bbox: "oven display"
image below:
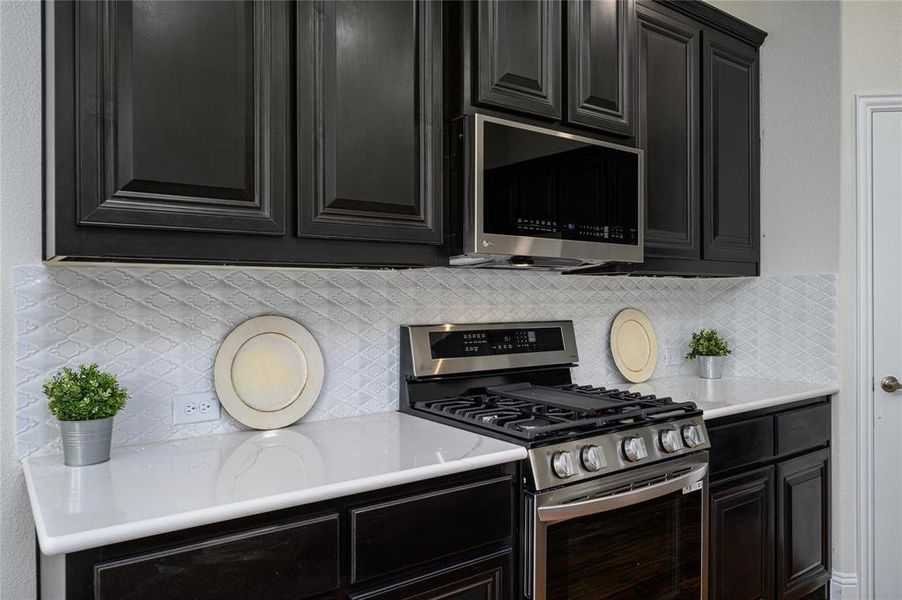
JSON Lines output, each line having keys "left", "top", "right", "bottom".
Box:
{"left": 428, "top": 327, "right": 564, "bottom": 359}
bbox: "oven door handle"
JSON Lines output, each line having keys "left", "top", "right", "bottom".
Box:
{"left": 536, "top": 462, "right": 708, "bottom": 523}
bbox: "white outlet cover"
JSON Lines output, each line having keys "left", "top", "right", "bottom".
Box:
{"left": 173, "top": 392, "right": 221, "bottom": 426}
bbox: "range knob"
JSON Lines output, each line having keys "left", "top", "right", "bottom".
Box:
{"left": 660, "top": 429, "right": 684, "bottom": 453}
{"left": 552, "top": 451, "right": 576, "bottom": 479}
{"left": 682, "top": 424, "right": 704, "bottom": 448}
{"left": 621, "top": 436, "right": 648, "bottom": 463}
{"left": 580, "top": 445, "right": 606, "bottom": 472}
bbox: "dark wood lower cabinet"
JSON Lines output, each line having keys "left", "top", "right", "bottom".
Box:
{"left": 776, "top": 449, "right": 830, "bottom": 600}
{"left": 708, "top": 398, "right": 831, "bottom": 600}
{"left": 710, "top": 467, "right": 774, "bottom": 600}
{"left": 350, "top": 550, "right": 511, "bottom": 600}
{"left": 94, "top": 514, "right": 340, "bottom": 600}
{"left": 59, "top": 466, "right": 516, "bottom": 600}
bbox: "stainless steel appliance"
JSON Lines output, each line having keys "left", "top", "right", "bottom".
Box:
{"left": 400, "top": 321, "right": 709, "bottom": 599}
{"left": 449, "top": 114, "right": 644, "bottom": 270}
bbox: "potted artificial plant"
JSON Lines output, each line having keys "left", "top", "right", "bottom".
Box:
{"left": 686, "top": 329, "right": 731, "bottom": 379}
{"left": 43, "top": 363, "right": 129, "bottom": 466}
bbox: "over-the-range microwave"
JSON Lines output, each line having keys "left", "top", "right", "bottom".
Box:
{"left": 449, "top": 114, "right": 644, "bottom": 270}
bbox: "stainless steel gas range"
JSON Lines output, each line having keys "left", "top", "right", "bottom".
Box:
{"left": 400, "top": 320, "right": 710, "bottom": 600}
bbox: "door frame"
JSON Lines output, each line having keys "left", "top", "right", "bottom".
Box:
{"left": 855, "top": 94, "right": 902, "bottom": 600}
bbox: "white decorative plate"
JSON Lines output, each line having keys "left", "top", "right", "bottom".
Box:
{"left": 214, "top": 316, "right": 324, "bottom": 430}
{"left": 610, "top": 308, "right": 658, "bottom": 383}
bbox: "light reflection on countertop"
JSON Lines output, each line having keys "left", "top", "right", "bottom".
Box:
{"left": 626, "top": 376, "right": 838, "bottom": 420}
{"left": 23, "top": 412, "right": 525, "bottom": 556}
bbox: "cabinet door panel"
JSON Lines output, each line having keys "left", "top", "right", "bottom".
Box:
{"left": 75, "top": 0, "right": 288, "bottom": 234}
{"left": 703, "top": 29, "right": 760, "bottom": 262}
{"left": 350, "top": 551, "right": 511, "bottom": 600}
{"left": 94, "top": 514, "right": 339, "bottom": 600}
{"left": 636, "top": 2, "right": 701, "bottom": 259}
{"left": 350, "top": 476, "right": 513, "bottom": 584}
{"left": 476, "top": 0, "right": 561, "bottom": 118}
{"left": 566, "top": 0, "right": 635, "bottom": 136}
{"left": 297, "top": 0, "right": 442, "bottom": 243}
{"left": 710, "top": 466, "right": 774, "bottom": 600}
{"left": 777, "top": 449, "right": 831, "bottom": 598}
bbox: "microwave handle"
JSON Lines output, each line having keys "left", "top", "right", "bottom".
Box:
{"left": 536, "top": 462, "right": 708, "bottom": 524}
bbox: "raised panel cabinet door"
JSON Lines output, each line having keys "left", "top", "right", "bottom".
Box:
{"left": 710, "top": 466, "right": 775, "bottom": 600}
{"left": 565, "top": 0, "right": 635, "bottom": 136}
{"left": 296, "top": 0, "right": 443, "bottom": 244}
{"left": 703, "top": 28, "right": 760, "bottom": 263}
{"left": 74, "top": 0, "right": 288, "bottom": 234}
{"left": 777, "top": 449, "right": 831, "bottom": 599}
{"left": 94, "top": 514, "right": 340, "bottom": 600}
{"left": 636, "top": 1, "right": 701, "bottom": 259}
{"left": 350, "top": 551, "right": 512, "bottom": 600}
{"left": 476, "top": 0, "right": 562, "bottom": 118}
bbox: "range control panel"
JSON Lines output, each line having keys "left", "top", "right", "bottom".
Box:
{"left": 428, "top": 327, "right": 564, "bottom": 359}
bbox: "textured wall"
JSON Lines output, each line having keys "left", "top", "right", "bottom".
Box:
{"left": 0, "top": 2, "right": 43, "bottom": 598}
{"left": 16, "top": 266, "right": 836, "bottom": 458}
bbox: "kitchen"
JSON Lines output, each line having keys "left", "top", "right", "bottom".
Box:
{"left": 0, "top": 0, "right": 899, "bottom": 599}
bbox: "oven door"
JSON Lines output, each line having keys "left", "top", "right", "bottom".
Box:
{"left": 525, "top": 453, "right": 708, "bottom": 600}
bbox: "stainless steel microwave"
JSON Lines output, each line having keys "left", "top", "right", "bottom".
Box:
{"left": 450, "top": 114, "right": 644, "bottom": 270}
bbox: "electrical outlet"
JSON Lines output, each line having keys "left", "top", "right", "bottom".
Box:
{"left": 173, "top": 392, "right": 220, "bottom": 425}
{"left": 665, "top": 345, "right": 684, "bottom": 366}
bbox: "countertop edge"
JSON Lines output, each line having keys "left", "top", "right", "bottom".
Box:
{"left": 702, "top": 386, "right": 839, "bottom": 421}
{"left": 28, "top": 446, "right": 527, "bottom": 556}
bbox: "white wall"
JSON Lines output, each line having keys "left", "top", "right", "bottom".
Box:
{"left": 838, "top": 0, "right": 902, "bottom": 590}
{"left": 0, "top": 1, "right": 43, "bottom": 598}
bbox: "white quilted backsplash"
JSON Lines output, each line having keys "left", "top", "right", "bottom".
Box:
{"left": 14, "top": 266, "right": 836, "bottom": 457}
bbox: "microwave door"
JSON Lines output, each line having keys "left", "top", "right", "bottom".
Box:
{"left": 468, "top": 114, "right": 644, "bottom": 266}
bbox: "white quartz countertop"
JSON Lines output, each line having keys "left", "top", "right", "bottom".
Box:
{"left": 23, "top": 412, "right": 526, "bottom": 556}
{"left": 624, "top": 376, "right": 838, "bottom": 420}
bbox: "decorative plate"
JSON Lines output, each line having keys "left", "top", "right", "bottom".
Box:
{"left": 214, "top": 316, "right": 324, "bottom": 430}
{"left": 610, "top": 308, "right": 658, "bottom": 383}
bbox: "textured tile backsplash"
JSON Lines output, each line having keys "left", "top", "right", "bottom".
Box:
{"left": 15, "top": 266, "right": 836, "bottom": 457}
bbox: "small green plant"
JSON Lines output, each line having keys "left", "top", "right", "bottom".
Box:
{"left": 686, "top": 329, "right": 731, "bottom": 359}
{"left": 43, "top": 363, "right": 129, "bottom": 421}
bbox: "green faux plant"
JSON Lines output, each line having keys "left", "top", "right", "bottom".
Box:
{"left": 685, "top": 329, "right": 732, "bottom": 359}
{"left": 43, "top": 363, "right": 129, "bottom": 422}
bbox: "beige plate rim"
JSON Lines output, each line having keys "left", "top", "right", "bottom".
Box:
{"left": 610, "top": 308, "right": 658, "bottom": 383}
{"left": 214, "top": 315, "right": 324, "bottom": 430}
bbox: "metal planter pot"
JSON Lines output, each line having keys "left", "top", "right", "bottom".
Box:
{"left": 697, "top": 356, "right": 724, "bottom": 379}
{"left": 59, "top": 417, "right": 114, "bottom": 467}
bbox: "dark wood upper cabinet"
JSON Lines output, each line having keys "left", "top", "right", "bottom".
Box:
{"left": 475, "top": 0, "right": 562, "bottom": 119}
{"left": 703, "top": 28, "right": 760, "bottom": 263}
{"left": 565, "top": 0, "right": 636, "bottom": 136}
{"left": 636, "top": 1, "right": 701, "bottom": 260}
{"left": 72, "top": 0, "right": 289, "bottom": 235}
{"left": 710, "top": 467, "right": 775, "bottom": 600}
{"left": 776, "top": 449, "right": 831, "bottom": 599}
{"left": 296, "top": 0, "right": 443, "bottom": 244}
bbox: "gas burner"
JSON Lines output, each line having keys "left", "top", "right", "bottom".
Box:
{"left": 415, "top": 383, "right": 699, "bottom": 443}
{"left": 507, "top": 417, "right": 555, "bottom": 431}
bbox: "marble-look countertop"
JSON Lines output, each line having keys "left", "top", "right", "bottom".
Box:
{"left": 625, "top": 376, "right": 838, "bottom": 420}
{"left": 23, "top": 412, "right": 526, "bottom": 556}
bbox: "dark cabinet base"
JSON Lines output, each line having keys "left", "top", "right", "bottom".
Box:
{"left": 54, "top": 466, "right": 517, "bottom": 600}
{"left": 707, "top": 398, "right": 831, "bottom": 600}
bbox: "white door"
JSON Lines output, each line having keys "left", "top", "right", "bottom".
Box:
{"left": 871, "top": 102, "right": 902, "bottom": 599}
